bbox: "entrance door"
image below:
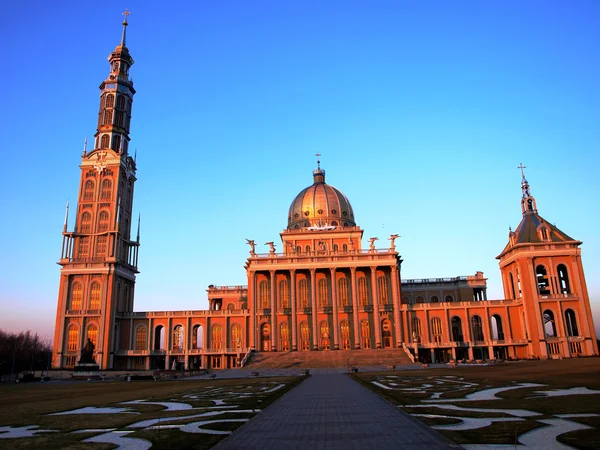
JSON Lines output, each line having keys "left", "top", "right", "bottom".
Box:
{"left": 261, "top": 324, "right": 271, "bottom": 351}
{"left": 382, "top": 320, "right": 392, "bottom": 348}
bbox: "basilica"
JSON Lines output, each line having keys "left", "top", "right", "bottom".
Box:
{"left": 52, "top": 17, "right": 598, "bottom": 371}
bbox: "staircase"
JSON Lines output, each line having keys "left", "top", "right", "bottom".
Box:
{"left": 245, "top": 348, "right": 415, "bottom": 369}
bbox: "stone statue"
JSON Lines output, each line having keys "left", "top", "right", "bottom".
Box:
{"left": 286, "top": 241, "right": 296, "bottom": 254}
{"left": 389, "top": 234, "right": 399, "bottom": 251}
{"left": 318, "top": 239, "right": 327, "bottom": 252}
{"left": 369, "top": 237, "right": 378, "bottom": 250}
{"left": 245, "top": 238, "right": 256, "bottom": 255}
{"left": 265, "top": 241, "right": 276, "bottom": 254}
{"left": 80, "top": 338, "right": 95, "bottom": 364}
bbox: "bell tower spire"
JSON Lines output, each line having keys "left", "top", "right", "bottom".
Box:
{"left": 518, "top": 163, "right": 537, "bottom": 214}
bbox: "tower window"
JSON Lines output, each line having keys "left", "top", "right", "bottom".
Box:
{"left": 89, "top": 281, "right": 101, "bottom": 310}
{"left": 96, "top": 236, "right": 107, "bottom": 256}
{"left": 279, "top": 279, "right": 289, "bottom": 309}
{"left": 83, "top": 180, "right": 95, "bottom": 201}
{"left": 67, "top": 325, "right": 79, "bottom": 352}
{"left": 338, "top": 277, "right": 349, "bottom": 307}
{"left": 112, "top": 135, "right": 121, "bottom": 151}
{"left": 70, "top": 282, "right": 83, "bottom": 310}
{"left": 103, "top": 109, "right": 113, "bottom": 126}
{"left": 259, "top": 280, "right": 270, "bottom": 309}
{"left": 318, "top": 278, "right": 328, "bottom": 307}
{"left": 298, "top": 279, "right": 309, "bottom": 308}
{"left": 377, "top": 276, "right": 388, "bottom": 305}
{"left": 80, "top": 212, "right": 92, "bottom": 233}
{"left": 358, "top": 277, "right": 368, "bottom": 306}
{"left": 101, "top": 134, "right": 110, "bottom": 148}
{"left": 101, "top": 179, "right": 113, "bottom": 200}
{"left": 557, "top": 264, "right": 571, "bottom": 294}
{"left": 116, "top": 95, "right": 125, "bottom": 109}
{"left": 105, "top": 94, "right": 114, "bottom": 108}
{"left": 565, "top": 309, "right": 578, "bottom": 336}
{"left": 98, "top": 210, "right": 110, "bottom": 232}
{"left": 535, "top": 265, "right": 550, "bottom": 295}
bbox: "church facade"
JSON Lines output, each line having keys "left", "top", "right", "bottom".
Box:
{"left": 52, "top": 18, "right": 598, "bottom": 371}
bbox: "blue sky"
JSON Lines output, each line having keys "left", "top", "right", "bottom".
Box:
{"left": 1, "top": 1, "right": 599, "bottom": 339}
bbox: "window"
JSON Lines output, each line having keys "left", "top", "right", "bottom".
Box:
{"left": 259, "top": 280, "right": 270, "bottom": 309}
{"left": 77, "top": 237, "right": 90, "bottom": 258}
{"left": 232, "top": 323, "right": 242, "bottom": 348}
{"left": 536, "top": 265, "right": 550, "bottom": 295}
{"left": 89, "top": 281, "right": 101, "bottom": 310}
{"left": 192, "top": 324, "right": 203, "bottom": 349}
{"left": 101, "top": 179, "right": 112, "bottom": 200}
{"left": 337, "top": 277, "right": 348, "bottom": 306}
{"left": 279, "top": 322, "right": 290, "bottom": 351}
{"left": 320, "top": 321, "right": 330, "bottom": 350}
{"left": 135, "top": 326, "right": 147, "bottom": 350}
{"left": 377, "top": 276, "right": 388, "bottom": 305}
{"left": 318, "top": 278, "right": 328, "bottom": 307}
{"left": 96, "top": 236, "right": 107, "bottom": 256}
{"left": 360, "top": 320, "right": 371, "bottom": 349}
{"left": 279, "top": 279, "right": 289, "bottom": 308}
{"left": 342, "top": 243, "right": 348, "bottom": 253}
{"left": 431, "top": 317, "right": 442, "bottom": 343}
{"left": 101, "top": 134, "right": 110, "bottom": 148}
{"left": 491, "top": 315, "right": 505, "bottom": 340}
{"left": 471, "top": 316, "right": 484, "bottom": 341}
{"left": 358, "top": 277, "right": 368, "bottom": 306}
{"left": 444, "top": 295, "right": 454, "bottom": 302}
{"left": 565, "top": 309, "right": 578, "bottom": 337}
{"left": 87, "top": 323, "right": 98, "bottom": 347}
{"left": 116, "top": 94, "right": 125, "bottom": 109}
{"left": 430, "top": 296, "right": 439, "bottom": 303}
{"left": 212, "top": 325, "right": 223, "bottom": 349}
{"left": 333, "top": 244, "right": 339, "bottom": 252}
{"left": 103, "top": 109, "right": 113, "bottom": 125}
{"left": 106, "top": 94, "right": 115, "bottom": 108}
{"left": 67, "top": 325, "right": 79, "bottom": 352}
{"left": 298, "top": 279, "right": 309, "bottom": 308}
{"left": 305, "top": 245, "right": 311, "bottom": 254}
{"left": 411, "top": 318, "right": 421, "bottom": 340}
{"left": 543, "top": 310, "right": 557, "bottom": 337}
{"left": 111, "top": 134, "right": 121, "bottom": 151}
{"left": 509, "top": 272, "right": 516, "bottom": 299}
{"left": 300, "top": 321, "right": 310, "bottom": 351}
{"left": 340, "top": 320, "right": 350, "bottom": 349}
{"left": 154, "top": 326, "right": 165, "bottom": 350}
{"left": 83, "top": 180, "right": 95, "bottom": 201}
{"left": 557, "top": 264, "right": 571, "bottom": 294}
{"left": 70, "top": 282, "right": 83, "bottom": 310}
{"left": 81, "top": 212, "right": 92, "bottom": 233}
{"left": 173, "top": 325, "right": 184, "bottom": 350}
{"left": 98, "top": 211, "right": 110, "bottom": 233}
{"left": 416, "top": 296, "right": 424, "bottom": 303}
{"left": 451, "top": 316, "right": 463, "bottom": 342}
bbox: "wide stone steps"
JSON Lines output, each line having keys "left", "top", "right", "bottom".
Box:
{"left": 246, "top": 348, "right": 415, "bottom": 369}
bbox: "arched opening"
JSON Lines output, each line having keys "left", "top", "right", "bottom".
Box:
{"left": 66, "top": 324, "right": 79, "bottom": 352}
{"left": 231, "top": 323, "right": 242, "bottom": 349}
{"left": 451, "top": 316, "right": 463, "bottom": 342}
{"left": 340, "top": 320, "right": 351, "bottom": 349}
{"left": 135, "top": 325, "right": 147, "bottom": 350}
{"left": 360, "top": 320, "right": 371, "bottom": 349}
{"left": 536, "top": 265, "right": 550, "bottom": 295}
{"left": 260, "top": 323, "right": 271, "bottom": 351}
{"left": 543, "top": 310, "right": 556, "bottom": 337}
{"left": 416, "top": 296, "right": 424, "bottom": 304}
{"left": 411, "top": 317, "right": 421, "bottom": 342}
{"left": 381, "top": 319, "right": 392, "bottom": 348}
{"left": 491, "top": 314, "right": 505, "bottom": 340}
{"left": 192, "top": 324, "right": 203, "bottom": 349}
{"left": 279, "top": 322, "right": 290, "bottom": 351}
{"left": 445, "top": 295, "right": 454, "bottom": 303}
{"left": 320, "top": 321, "right": 330, "bottom": 350}
{"left": 565, "top": 309, "right": 578, "bottom": 336}
{"left": 212, "top": 324, "right": 223, "bottom": 350}
{"left": 430, "top": 296, "right": 439, "bottom": 303}
{"left": 173, "top": 325, "right": 184, "bottom": 351}
{"left": 557, "top": 264, "right": 571, "bottom": 294}
{"left": 154, "top": 325, "right": 165, "bottom": 350}
{"left": 509, "top": 272, "right": 516, "bottom": 299}
{"left": 471, "top": 316, "right": 484, "bottom": 341}
{"left": 300, "top": 321, "right": 310, "bottom": 351}
{"left": 431, "top": 317, "right": 442, "bottom": 343}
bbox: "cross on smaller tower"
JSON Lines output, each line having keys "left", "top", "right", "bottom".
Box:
{"left": 316, "top": 152, "right": 321, "bottom": 169}
{"left": 122, "top": 9, "right": 131, "bottom": 23}
{"left": 517, "top": 163, "right": 527, "bottom": 178}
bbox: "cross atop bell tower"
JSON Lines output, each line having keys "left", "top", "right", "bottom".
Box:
{"left": 518, "top": 162, "right": 537, "bottom": 214}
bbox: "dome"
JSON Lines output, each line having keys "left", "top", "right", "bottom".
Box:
{"left": 287, "top": 168, "right": 355, "bottom": 230}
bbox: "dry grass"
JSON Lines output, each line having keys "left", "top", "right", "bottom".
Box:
{"left": 354, "top": 358, "right": 600, "bottom": 449}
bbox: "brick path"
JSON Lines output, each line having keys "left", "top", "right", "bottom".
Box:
{"left": 214, "top": 373, "right": 460, "bottom": 449}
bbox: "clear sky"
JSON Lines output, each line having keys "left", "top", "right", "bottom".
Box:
{"left": 1, "top": 1, "right": 599, "bottom": 340}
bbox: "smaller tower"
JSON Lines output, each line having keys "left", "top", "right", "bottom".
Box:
{"left": 497, "top": 165, "right": 598, "bottom": 359}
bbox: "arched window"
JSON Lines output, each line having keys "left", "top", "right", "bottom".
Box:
{"left": 318, "top": 278, "right": 328, "bottom": 307}
{"left": 444, "top": 295, "right": 454, "bottom": 303}
{"left": 296, "top": 245, "right": 301, "bottom": 254}
{"left": 89, "top": 281, "right": 101, "bottom": 310}
{"left": 67, "top": 324, "right": 79, "bottom": 351}
{"left": 451, "top": 316, "right": 463, "bottom": 342}
{"left": 536, "top": 265, "right": 550, "bottom": 295}
{"left": 337, "top": 277, "right": 349, "bottom": 306}
{"left": 70, "top": 282, "right": 83, "bottom": 310}
{"left": 101, "top": 179, "right": 112, "bottom": 200}
{"left": 300, "top": 321, "right": 310, "bottom": 351}
{"left": 173, "top": 325, "right": 184, "bottom": 350}
{"left": 97, "top": 210, "right": 110, "bottom": 232}
{"left": 80, "top": 212, "right": 92, "bottom": 233}
{"left": 305, "top": 245, "right": 311, "bottom": 254}
{"left": 212, "top": 324, "right": 223, "bottom": 350}
{"left": 430, "top": 296, "right": 439, "bottom": 303}
{"left": 231, "top": 323, "right": 242, "bottom": 348}
{"left": 135, "top": 326, "right": 147, "bottom": 350}
{"left": 106, "top": 94, "right": 115, "bottom": 108}
{"left": 77, "top": 236, "right": 90, "bottom": 258}
{"left": 416, "top": 296, "right": 424, "bottom": 304}
{"left": 192, "top": 324, "right": 203, "bottom": 349}
{"left": 557, "top": 264, "right": 571, "bottom": 294}
{"left": 259, "top": 280, "right": 270, "bottom": 309}
{"left": 279, "top": 322, "right": 290, "bottom": 351}
{"left": 565, "top": 309, "right": 578, "bottom": 336}
{"left": 471, "top": 315, "right": 484, "bottom": 341}
{"left": 87, "top": 323, "right": 98, "bottom": 347}
{"left": 509, "top": 272, "right": 516, "bottom": 299}
{"left": 227, "top": 303, "right": 235, "bottom": 311}
{"left": 333, "top": 244, "right": 339, "bottom": 252}
{"left": 320, "top": 321, "right": 330, "bottom": 350}
{"left": 116, "top": 94, "right": 125, "bottom": 109}
{"left": 111, "top": 134, "right": 121, "bottom": 151}
{"left": 154, "top": 326, "right": 165, "bottom": 350}
{"left": 377, "top": 276, "right": 388, "bottom": 305}
{"left": 431, "top": 317, "right": 442, "bottom": 343}
{"left": 381, "top": 319, "right": 392, "bottom": 348}
{"left": 279, "top": 279, "right": 289, "bottom": 309}
{"left": 491, "top": 314, "right": 505, "bottom": 340}
{"left": 403, "top": 296, "right": 412, "bottom": 305}
{"left": 543, "top": 310, "right": 556, "bottom": 337}
{"left": 360, "top": 320, "right": 371, "bottom": 349}
{"left": 83, "top": 180, "right": 95, "bottom": 201}
{"left": 342, "top": 243, "right": 348, "bottom": 253}
{"left": 358, "top": 277, "right": 368, "bottom": 306}
{"left": 340, "top": 320, "right": 350, "bottom": 349}
{"left": 103, "top": 109, "right": 113, "bottom": 125}
{"left": 298, "top": 279, "right": 309, "bottom": 308}
{"left": 101, "top": 134, "right": 110, "bottom": 148}
{"left": 411, "top": 318, "right": 421, "bottom": 340}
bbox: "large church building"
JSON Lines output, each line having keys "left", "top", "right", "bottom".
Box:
{"left": 52, "top": 18, "right": 598, "bottom": 371}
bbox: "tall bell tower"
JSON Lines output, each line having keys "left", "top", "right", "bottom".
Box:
{"left": 497, "top": 164, "right": 598, "bottom": 358}
{"left": 52, "top": 11, "right": 140, "bottom": 370}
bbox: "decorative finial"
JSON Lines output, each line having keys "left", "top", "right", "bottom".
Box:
{"left": 134, "top": 148, "right": 137, "bottom": 163}
{"left": 121, "top": 9, "right": 130, "bottom": 46}
{"left": 315, "top": 152, "right": 321, "bottom": 169}
{"left": 63, "top": 201, "right": 70, "bottom": 232}
{"left": 517, "top": 162, "right": 526, "bottom": 179}
{"left": 136, "top": 213, "right": 141, "bottom": 242}
{"left": 82, "top": 137, "right": 87, "bottom": 156}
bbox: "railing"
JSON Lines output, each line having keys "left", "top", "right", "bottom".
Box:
{"left": 118, "top": 309, "right": 250, "bottom": 318}
{"left": 207, "top": 285, "right": 248, "bottom": 291}
{"left": 240, "top": 348, "right": 253, "bottom": 367}
{"left": 250, "top": 248, "right": 398, "bottom": 260}
{"left": 538, "top": 293, "right": 579, "bottom": 300}
{"left": 402, "top": 343, "right": 416, "bottom": 363}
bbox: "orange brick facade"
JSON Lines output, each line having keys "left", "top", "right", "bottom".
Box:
{"left": 52, "top": 20, "right": 598, "bottom": 371}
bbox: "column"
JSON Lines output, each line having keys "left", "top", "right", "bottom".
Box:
{"left": 330, "top": 268, "right": 339, "bottom": 350}
{"left": 310, "top": 269, "right": 318, "bottom": 350}
{"left": 248, "top": 271, "right": 256, "bottom": 350}
{"left": 290, "top": 270, "right": 297, "bottom": 351}
{"left": 391, "top": 266, "right": 402, "bottom": 347}
{"left": 370, "top": 267, "right": 382, "bottom": 349}
{"left": 270, "top": 270, "right": 277, "bottom": 351}
{"left": 350, "top": 267, "right": 360, "bottom": 348}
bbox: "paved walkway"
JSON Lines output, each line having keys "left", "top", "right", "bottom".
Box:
{"left": 214, "top": 373, "right": 460, "bottom": 449}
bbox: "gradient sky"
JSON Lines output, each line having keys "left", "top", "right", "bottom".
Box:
{"left": 1, "top": 1, "right": 598, "bottom": 340}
